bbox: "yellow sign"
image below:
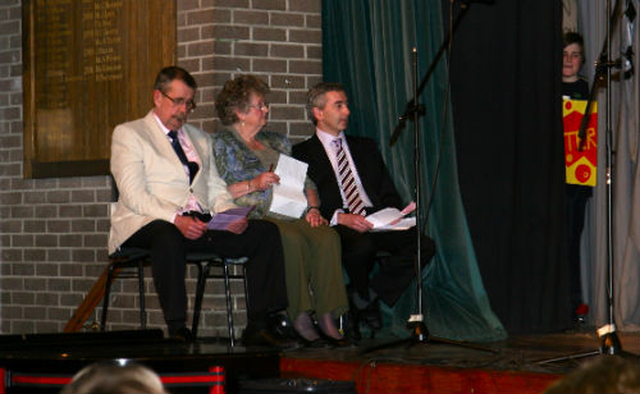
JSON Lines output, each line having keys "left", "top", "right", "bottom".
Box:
{"left": 563, "top": 99, "right": 597, "bottom": 186}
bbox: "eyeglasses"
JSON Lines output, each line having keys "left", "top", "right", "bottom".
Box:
{"left": 247, "top": 103, "right": 269, "bottom": 111}
{"left": 160, "top": 90, "right": 197, "bottom": 113}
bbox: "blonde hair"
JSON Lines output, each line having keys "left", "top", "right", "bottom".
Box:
{"left": 60, "top": 362, "right": 168, "bottom": 394}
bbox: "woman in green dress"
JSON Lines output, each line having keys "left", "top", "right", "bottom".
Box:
{"left": 212, "top": 75, "right": 349, "bottom": 346}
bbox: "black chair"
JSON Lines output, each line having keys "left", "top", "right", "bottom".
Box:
{"left": 101, "top": 247, "right": 152, "bottom": 330}
{"left": 189, "top": 253, "right": 249, "bottom": 346}
{"left": 100, "top": 249, "right": 249, "bottom": 346}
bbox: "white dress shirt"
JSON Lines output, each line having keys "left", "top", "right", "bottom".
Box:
{"left": 316, "top": 128, "right": 373, "bottom": 225}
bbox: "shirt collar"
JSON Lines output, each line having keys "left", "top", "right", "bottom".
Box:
{"left": 153, "top": 113, "right": 177, "bottom": 137}
{"left": 316, "top": 128, "right": 345, "bottom": 147}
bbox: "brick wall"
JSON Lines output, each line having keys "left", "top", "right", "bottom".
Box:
{"left": 0, "top": 0, "right": 322, "bottom": 338}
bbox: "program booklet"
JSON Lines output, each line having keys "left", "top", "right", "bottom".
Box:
{"left": 206, "top": 206, "right": 255, "bottom": 231}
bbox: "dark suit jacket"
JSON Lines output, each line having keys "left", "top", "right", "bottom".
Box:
{"left": 292, "top": 134, "right": 403, "bottom": 219}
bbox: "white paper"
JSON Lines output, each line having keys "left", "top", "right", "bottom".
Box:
{"left": 269, "top": 154, "right": 308, "bottom": 218}
{"left": 371, "top": 217, "right": 416, "bottom": 232}
{"left": 365, "top": 202, "right": 417, "bottom": 231}
{"left": 365, "top": 207, "right": 405, "bottom": 228}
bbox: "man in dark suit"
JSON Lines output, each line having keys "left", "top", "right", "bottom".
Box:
{"left": 292, "top": 82, "right": 435, "bottom": 334}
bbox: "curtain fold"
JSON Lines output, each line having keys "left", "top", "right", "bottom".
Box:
{"left": 322, "top": 0, "right": 506, "bottom": 341}
{"left": 579, "top": 0, "right": 640, "bottom": 331}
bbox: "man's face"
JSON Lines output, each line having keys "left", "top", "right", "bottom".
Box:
{"left": 313, "top": 90, "right": 350, "bottom": 136}
{"left": 153, "top": 79, "right": 196, "bottom": 130}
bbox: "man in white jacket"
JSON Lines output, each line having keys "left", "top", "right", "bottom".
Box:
{"left": 110, "top": 66, "right": 292, "bottom": 348}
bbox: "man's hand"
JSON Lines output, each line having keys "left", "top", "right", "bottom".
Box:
{"left": 305, "top": 208, "right": 328, "bottom": 227}
{"left": 226, "top": 217, "right": 248, "bottom": 234}
{"left": 174, "top": 215, "right": 208, "bottom": 240}
{"left": 338, "top": 213, "right": 373, "bottom": 233}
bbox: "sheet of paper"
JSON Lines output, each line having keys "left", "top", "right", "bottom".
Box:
{"left": 365, "top": 207, "right": 404, "bottom": 228}
{"left": 365, "top": 202, "right": 417, "bottom": 231}
{"left": 371, "top": 217, "right": 416, "bottom": 232}
{"left": 269, "top": 154, "right": 308, "bottom": 218}
{"left": 206, "top": 206, "right": 255, "bottom": 231}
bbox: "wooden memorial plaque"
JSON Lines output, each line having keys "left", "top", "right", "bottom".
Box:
{"left": 23, "top": 0, "right": 176, "bottom": 178}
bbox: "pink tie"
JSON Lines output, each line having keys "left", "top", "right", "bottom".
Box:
{"left": 334, "top": 138, "right": 366, "bottom": 216}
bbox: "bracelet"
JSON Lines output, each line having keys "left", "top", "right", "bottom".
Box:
{"left": 246, "top": 180, "right": 251, "bottom": 193}
{"left": 304, "top": 206, "right": 320, "bottom": 215}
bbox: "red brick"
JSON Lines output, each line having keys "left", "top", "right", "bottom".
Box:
{"left": 271, "top": 44, "right": 304, "bottom": 58}
{"left": 270, "top": 13, "right": 304, "bottom": 27}
{"left": 234, "top": 10, "right": 269, "bottom": 25}
{"left": 253, "top": 27, "right": 286, "bottom": 42}
{"left": 289, "top": 0, "right": 321, "bottom": 13}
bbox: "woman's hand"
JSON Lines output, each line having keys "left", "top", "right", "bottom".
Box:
{"left": 305, "top": 208, "right": 327, "bottom": 227}
{"left": 252, "top": 171, "right": 280, "bottom": 191}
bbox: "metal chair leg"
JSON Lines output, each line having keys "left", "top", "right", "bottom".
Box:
{"left": 100, "top": 265, "right": 116, "bottom": 331}
{"left": 137, "top": 262, "right": 146, "bottom": 329}
{"left": 191, "top": 262, "right": 206, "bottom": 339}
{"left": 223, "top": 260, "right": 235, "bottom": 347}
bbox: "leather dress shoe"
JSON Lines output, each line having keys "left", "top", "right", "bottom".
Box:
{"left": 340, "top": 311, "right": 361, "bottom": 342}
{"left": 269, "top": 313, "right": 300, "bottom": 340}
{"left": 169, "top": 326, "right": 194, "bottom": 343}
{"left": 241, "top": 324, "right": 303, "bottom": 350}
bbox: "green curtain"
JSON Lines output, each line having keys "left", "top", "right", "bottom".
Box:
{"left": 322, "top": 0, "right": 506, "bottom": 341}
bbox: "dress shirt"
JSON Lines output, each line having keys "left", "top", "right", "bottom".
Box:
{"left": 153, "top": 114, "right": 203, "bottom": 219}
{"left": 316, "top": 128, "right": 373, "bottom": 225}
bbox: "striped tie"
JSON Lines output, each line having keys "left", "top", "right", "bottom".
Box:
{"left": 334, "top": 138, "right": 366, "bottom": 216}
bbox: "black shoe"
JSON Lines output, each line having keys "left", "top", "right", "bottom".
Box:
{"left": 339, "top": 311, "right": 361, "bottom": 342}
{"left": 242, "top": 324, "right": 303, "bottom": 350}
{"left": 169, "top": 326, "right": 194, "bottom": 343}
{"left": 269, "top": 313, "right": 300, "bottom": 340}
{"left": 359, "top": 298, "right": 382, "bottom": 330}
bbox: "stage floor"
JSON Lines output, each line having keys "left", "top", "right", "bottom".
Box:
{"left": 0, "top": 329, "right": 637, "bottom": 393}
{"left": 283, "top": 330, "right": 640, "bottom": 375}
{"left": 280, "top": 330, "right": 640, "bottom": 393}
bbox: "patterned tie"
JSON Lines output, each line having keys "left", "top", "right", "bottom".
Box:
{"left": 334, "top": 138, "right": 366, "bottom": 216}
{"left": 168, "top": 130, "right": 199, "bottom": 184}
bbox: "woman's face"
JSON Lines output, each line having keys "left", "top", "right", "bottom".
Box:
{"left": 563, "top": 43, "right": 583, "bottom": 82}
{"left": 238, "top": 92, "right": 269, "bottom": 132}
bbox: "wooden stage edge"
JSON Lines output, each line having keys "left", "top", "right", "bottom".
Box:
{"left": 280, "top": 330, "right": 640, "bottom": 394}
{"left": 281, "top": 357, "right": 561, "bottom": 394}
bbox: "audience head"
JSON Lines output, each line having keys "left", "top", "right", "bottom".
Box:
{"left": 152, "top": 66, "right": 197, "bottom": 131}
{"left": 215, "top": 74, "right": 270, "bottom": 126}
{"left": 60, "top": 361, "right": 168, "bottom": 394}
{"left": 563, "top": 31, "right": 585, "bottom": 82}
{"left": 544, "top": 356, "right": 640, "bottom": 394}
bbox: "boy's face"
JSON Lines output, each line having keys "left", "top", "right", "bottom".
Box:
{"left": 563, "top": 43, "right": 583, "bottom": 82}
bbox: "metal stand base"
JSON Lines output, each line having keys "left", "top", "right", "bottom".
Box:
{"left": 361, "top": 315, "right": 498, "bottom": 355}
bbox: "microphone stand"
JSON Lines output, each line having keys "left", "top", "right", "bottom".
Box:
{"left": 390, "top": 0, "right": 472, "bottom": 148}
{"left": 538, "top": 0, "right": 638, "bottom": 365}
{"left": 363, "top": 1, "right": 496, "bottom": 355}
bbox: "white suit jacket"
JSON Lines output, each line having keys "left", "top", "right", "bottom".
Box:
{"left": 108, "top": 110, "right": 236, "bottom": 254}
